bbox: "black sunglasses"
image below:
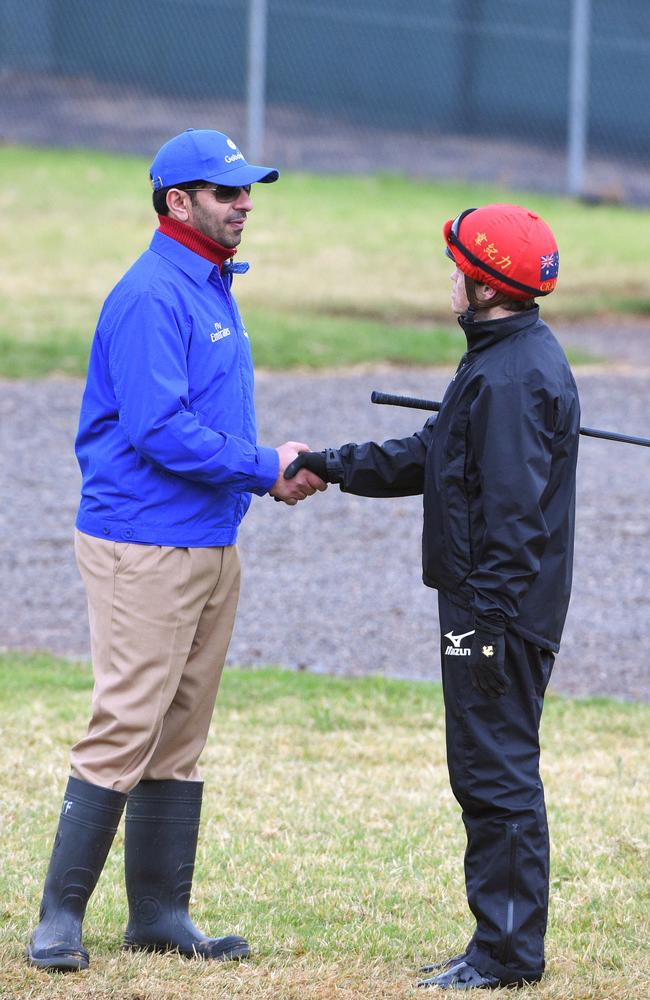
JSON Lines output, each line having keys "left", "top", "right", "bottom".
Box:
{"left": 181, "top": 184, "right": 252, "bottom": 204}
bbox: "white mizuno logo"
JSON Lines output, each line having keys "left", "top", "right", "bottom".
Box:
{"left": 444, "top": 629, "right": 475, "bottom": 648}
{"left": 444, "top": 629, "right": 475, "bottom": 657}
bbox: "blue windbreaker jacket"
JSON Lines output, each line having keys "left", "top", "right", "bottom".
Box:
{"left": 75, "top": 230, "right": 279, "bottom": 546}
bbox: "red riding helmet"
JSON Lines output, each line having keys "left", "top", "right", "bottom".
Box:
{"left": 443, "top": 204, "right": 559, "bottom": 300}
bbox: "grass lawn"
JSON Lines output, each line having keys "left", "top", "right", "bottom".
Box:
{"left": 0, "top": 652, "right": 648, "bottom": 999}
{"left": 1, "top": 145, "right": 648, "bottom": 377}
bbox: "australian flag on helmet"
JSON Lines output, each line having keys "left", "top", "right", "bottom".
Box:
{"left": 540, "top": 251, "right": 559, "bottom": 280}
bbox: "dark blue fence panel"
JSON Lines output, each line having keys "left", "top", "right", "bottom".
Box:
{"left": 1, "top": 0, "right": 649, "bottom": 197}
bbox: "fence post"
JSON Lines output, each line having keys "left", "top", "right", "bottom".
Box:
{"left": 247, "top": 0, "right": 268, "bottom": 162}
{"left": 567, "top": 0, "right": 592, "bottom": 197}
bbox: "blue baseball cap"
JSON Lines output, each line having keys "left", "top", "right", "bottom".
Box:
{"left": 150, "top": 128, "right": 279, "bottom": 190}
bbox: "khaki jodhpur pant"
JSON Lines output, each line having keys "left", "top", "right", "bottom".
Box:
{"left": 71, "top": 530, "right": 241, "bottom": 793}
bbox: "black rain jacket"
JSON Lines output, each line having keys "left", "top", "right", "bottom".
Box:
{"left": 327, "top": 307, "right": 580, "bottom": 651}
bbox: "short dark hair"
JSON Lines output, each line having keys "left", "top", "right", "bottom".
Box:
{"left": 465, "top": 275, "right": 535, "bottom": 313}
{"left": 152, "top": 179, "right": 209, "bottom": 216}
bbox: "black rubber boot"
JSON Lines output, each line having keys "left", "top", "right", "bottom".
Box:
{"left": 27, "top": 776, "right": 127, "bottom": 971}
{"left": 123, "top": 780, "right": 249, "bottom": 960}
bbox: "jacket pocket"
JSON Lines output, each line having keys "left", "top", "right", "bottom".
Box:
{"left": 440, "top": 474, "right": 473, "bottom": 584}
{"left": 439, "top": 405, "right": 474, "bottom": 585}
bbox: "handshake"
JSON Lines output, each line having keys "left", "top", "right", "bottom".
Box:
{"left": 269, "top": 444, "right": 329, "bottom": 506}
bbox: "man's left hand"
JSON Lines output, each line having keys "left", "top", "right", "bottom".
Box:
{"left": 468, "top": 625, "right": 510, "bottom": 698}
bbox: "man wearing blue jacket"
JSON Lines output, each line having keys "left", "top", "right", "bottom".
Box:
{"left": 286, "top": 205, "right": 580, "bottom": 990}
{"left": 27, "top": 128, "right": 325, "bottom": 972}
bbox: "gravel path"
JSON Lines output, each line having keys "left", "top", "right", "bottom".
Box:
{"left": 1, "top": 321, "right": 648, "bottom": 702}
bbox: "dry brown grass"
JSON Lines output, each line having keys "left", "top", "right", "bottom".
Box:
{"left": 0, "top": 656, "right": 648, "bottom": 999}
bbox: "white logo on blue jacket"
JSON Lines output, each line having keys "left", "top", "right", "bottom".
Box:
{"left": 210, "top": 321, "right": 231, "bottom": 343}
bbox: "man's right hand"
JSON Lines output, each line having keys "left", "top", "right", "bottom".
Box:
{"left": 283, "top": 451, "right": 327, "bottom": 481}
{"left": 269, "top": 442, "right": 328, "bottom": 505}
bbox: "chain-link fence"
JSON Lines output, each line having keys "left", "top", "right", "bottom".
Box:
{"left": 1, "top": 0, "right": 649, "bottom": 204}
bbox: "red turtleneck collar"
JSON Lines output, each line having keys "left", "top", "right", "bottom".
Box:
{"left": 157, "top": 214, "right": 236, "bottom": 271}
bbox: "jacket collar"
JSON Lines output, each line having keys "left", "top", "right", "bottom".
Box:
{"left": 457, "top": 305, "right": 540, "bottom": 354}
{"left": 156, "top": 214, "right": 236, "bottom": 269}
{"left": 149, "top": 229, "right": 216, "bottom": 285}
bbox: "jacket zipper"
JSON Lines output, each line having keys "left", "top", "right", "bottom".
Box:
{"left": 451, "top": 351, "right": 469, "bottom": 381}
{"left": 214, "top": 268, "right": 251, "bottom": 440}
{"left": 501, "top": 822, "right": 519, "bottom": 965}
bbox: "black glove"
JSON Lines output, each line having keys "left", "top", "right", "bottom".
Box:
{"left": 468, "top": 616, "right": 510, "bottom": 698}
{"left": 284, "top": 451, "right": 328, "bottom": 481}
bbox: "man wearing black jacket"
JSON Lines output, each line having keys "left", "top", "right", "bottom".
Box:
{"left": 286, "top": 204, "right": 580, "bottom": 990}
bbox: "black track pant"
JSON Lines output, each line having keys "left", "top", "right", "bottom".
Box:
{"left": 438, "top": 592, "right": 555, "bottom": 985}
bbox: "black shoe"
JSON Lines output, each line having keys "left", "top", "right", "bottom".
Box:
{"left": 123, "top": 780, "right": 249, "bottom": 961}
{"left": 419, "top": 953, "right": 468, "bottom": 975}
{"left": 417, "top": 960, "right": 500, "bottom": 990}
{"left": 27, "top": 776, "right": 126, "bottom": 972}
